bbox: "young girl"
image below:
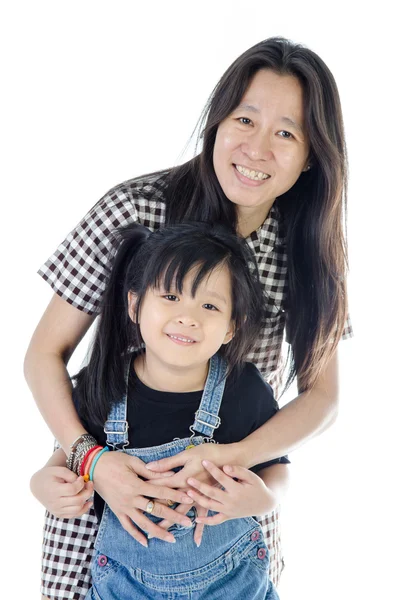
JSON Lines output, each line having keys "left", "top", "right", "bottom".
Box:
{"left": 32, "top": 222, "right": 289, "bottom": 599}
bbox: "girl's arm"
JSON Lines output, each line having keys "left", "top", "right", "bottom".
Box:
{"left": 145, "top": 350, "right": 339, "bottom": 482}
{"left": 24, "top": 294, "right": 204, "bottom": 544}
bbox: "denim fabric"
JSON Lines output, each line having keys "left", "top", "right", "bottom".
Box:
{"left": 88, "top": 355, "right": 279, "bottom": 599}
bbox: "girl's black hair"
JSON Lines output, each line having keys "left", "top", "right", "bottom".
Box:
{"left": 75, "top": 222, "right": 264, "bottom": 426}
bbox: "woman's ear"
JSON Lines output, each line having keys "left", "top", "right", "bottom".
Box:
{"left": 127, "top": 291, "right": 138, "bottom": 323}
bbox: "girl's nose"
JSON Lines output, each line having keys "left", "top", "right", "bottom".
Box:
{"left": 176, "top": 314, "right": 199, "bottom": 327}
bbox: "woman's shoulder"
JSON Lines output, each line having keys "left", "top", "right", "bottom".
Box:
{"left": 95, "top": 169, "right": 170, "bottom": 230}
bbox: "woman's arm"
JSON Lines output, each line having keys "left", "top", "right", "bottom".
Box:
{"left": 145, "top": 350, "right": 339, "bottom": 482}
{"left": 24, "top": 293, "right": 94, "bottom": 449}
{"left": 238, "top": 349, "right": 339, "bottom": 467}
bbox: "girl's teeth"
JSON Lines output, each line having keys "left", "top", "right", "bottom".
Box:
{"left": 236, "top": 165, "right": 269, "bottom": 181}
{"left": 169, "top": 335, "right": 194, "bottom": 343}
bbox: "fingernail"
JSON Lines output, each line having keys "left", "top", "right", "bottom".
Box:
{"left": 141, "top": 540, "right": 148, "bottom": 547}
{"left": 147, "top": 534, "right": 153, "bottom": 539}
{"left": 202, "top": 460, "right": 209, "bottom": 467}
{"left": 146, "top": 462, "right": 156, "bottom": 470}
{"left": 167, "top": 536, "right": 176, "bottom": 543}
{"left": 182, "top": 518, "right": 192, "bottom": 527}
{"left": 182, "top": 495, "right": 194, "bottom": 503}
{"left": 195, "top": 540, "right": 202, "bottom": 548}
{"left": 224, "top": 465, "right": 233, "bottom": 473}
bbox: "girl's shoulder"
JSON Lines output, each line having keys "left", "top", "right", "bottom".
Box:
{"left": 226, "top": 362, "right": 275, "bottom": 400}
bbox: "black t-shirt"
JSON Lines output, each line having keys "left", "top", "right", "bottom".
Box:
{"left": 75, "top": 360, "right": 289, "bottom": 519}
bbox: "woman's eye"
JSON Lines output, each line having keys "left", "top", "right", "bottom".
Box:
{"left": 203, "top": 303, "right": 218, "bottom": 311}
{"left": 163, "top": 294, "right": 179, "bottom": 302}
{"left": 238, "top": 117, "right": 252, "bottom": 126}
{"left": 278, "top": 130, "right": 294, "bottom": 139}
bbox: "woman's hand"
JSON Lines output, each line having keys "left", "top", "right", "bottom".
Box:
{"left": 93, "top": 451, "right": 194, "bottom": 546}
{"left": 30, "top": 466, "right": 94, "bottom": 518}
{"left": 186, "top": 461, "right": 278, "bottom": 524}
{"left": 145, "top": 442, "right": 243, "bottom": 488}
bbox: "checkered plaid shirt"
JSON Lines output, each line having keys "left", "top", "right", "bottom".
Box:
{"left": 38, "top": 170, "right": 352, "bottom": 598}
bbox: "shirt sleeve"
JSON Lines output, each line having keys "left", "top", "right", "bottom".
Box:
{"left": 38, "top": 185, "right": 139, "bottom": 315}
{"left": 239, "top": 364, "right": 290, "bottom": 472}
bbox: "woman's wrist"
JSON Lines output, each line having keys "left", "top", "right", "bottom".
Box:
{"left": 232, "top": 439, "right": 261, "bottom": 469}
{"left": 225, "top": 441, "right": 253, "bottom": 469}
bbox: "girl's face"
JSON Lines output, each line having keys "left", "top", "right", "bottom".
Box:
{"left": 213, "top": 69, "right": 310, "bottom": 221}
{"left": 128, "top": 264, "right": 235, "bottom": 372}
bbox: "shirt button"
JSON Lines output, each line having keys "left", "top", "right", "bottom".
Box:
{"left": 97, "top": 554, "right": 108, "bottom": 567}
{"left": 257, "top": 548, "right": 266, "bottom": 560}
{"left": 250, "top": 530, "right": 260, "bottom": 541}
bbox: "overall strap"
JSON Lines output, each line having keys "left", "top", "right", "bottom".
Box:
{"left": 190, "top": 354, "right": 227, "bottom": 439}
{"left": 104, "top": 357, "right": 130, "bottom": 449}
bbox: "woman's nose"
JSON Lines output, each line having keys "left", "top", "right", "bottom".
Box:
{"left": 241, "top": 131, "right": 274, "bottom": 162}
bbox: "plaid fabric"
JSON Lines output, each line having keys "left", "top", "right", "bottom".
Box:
{"left": 39, "top": 171, "right": 353, "bottom": 597}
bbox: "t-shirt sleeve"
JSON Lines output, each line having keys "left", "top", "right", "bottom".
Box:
{"left": 38, "top": 185, "right": 139, "bottom": 315}
{"left": 235, "top": 363, "right": 290, "bottom": 473}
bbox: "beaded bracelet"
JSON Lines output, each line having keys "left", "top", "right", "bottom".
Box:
{"left": 89, "top": 446, "right": 110, "bottom": 482}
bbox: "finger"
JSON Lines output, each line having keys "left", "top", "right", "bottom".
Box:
{"left": 201, "top": 461, "right": 237, "bottom": 491}
{"left": 61, "top": 501, "right": 94, "bottom": 519}
{"left": 62, "top": 485, "right": 94, "bottom": 508}
{"left": 130, "top": 457, "right": 175, "bottom": 479}
{"left": 136, "top": 498, "right": 193, "bottom": 528}
{"left": 118, "top": 513, "right": 148, "bottom": 547}
{"left": 129, "top": 510, "right": 176, "bottom": 543}
{"left": 186, "top": 477, "right": 225, "bottom": 501}
{"left": 59, "top": 476, "right": 86, "bottom": 497}
{"left": 145, "top": 452, "right": 188, "bottom": 472}
{"left": 139, "top": 481, "right": 193, "bottom": 505}
{"left": 51, "top": 467, "right": 80, "bottom": 484}
{"left": 194, "top": 506, "right": 207, "bottom": 547}
{"left": 222, "top": 464, "right": 255, "bottom": 482}
{"left": 195, "top": 512, "right": 228, "bottom": 526}
{"left": 186, "top": 489, "right": 223, "bottom": 512}
{"left": 157, "top": 502, "right": 193, "bottom": 531}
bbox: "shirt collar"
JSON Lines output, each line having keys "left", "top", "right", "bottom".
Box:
{"left": 247, "top": 203, "right": 285, "bottom": 255}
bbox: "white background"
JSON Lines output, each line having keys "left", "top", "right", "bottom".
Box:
{"left": 1, "top": 1, "right": 396, "bottom": 598}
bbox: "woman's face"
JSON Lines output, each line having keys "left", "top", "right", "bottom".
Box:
{"left": 213, "top": 69, "right": 310, "bottom": 219}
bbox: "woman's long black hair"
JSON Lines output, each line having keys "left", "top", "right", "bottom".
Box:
{"left": 75, "top": 222, "right": 264, "bottom": 426}
{"left": 162, "top": 36, "right": 348, "bottom": 392}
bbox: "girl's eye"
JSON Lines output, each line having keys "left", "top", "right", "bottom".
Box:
{"left": 238, "top": 117, "right": 252, "bottom": 126}
{"left": 278, "top": 130, "right": 294, "bottom": 140}
{"left": 203, "top": 303, "right": 218, "bottom": 311}
{"left": 163, "top": 294, "right": 179, "bottom": 302}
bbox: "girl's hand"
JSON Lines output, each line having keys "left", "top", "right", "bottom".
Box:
{"left": 186, "top": 461, "right": 277, "bottom": 524}
{"left": 153, "top": 490, "right": 209, "bottom": 548}
{"left": 145, "top": 443, "right": 242, "bottom": 488}
{"left": 93, "top": 451, "right": 194, "bottom": 546}
{"left": 30, "top": 466, "right": 94, "bottom": 518}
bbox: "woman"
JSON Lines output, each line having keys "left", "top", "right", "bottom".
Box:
{"left": 25, "top": 36, "right": 351, "bottom": 598}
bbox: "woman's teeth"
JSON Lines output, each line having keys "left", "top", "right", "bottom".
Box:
{"left": 235, "top": 165, "right": 270, "bottom": 181}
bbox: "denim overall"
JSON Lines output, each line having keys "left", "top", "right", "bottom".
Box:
{"left": 87, "top": 354, "right": 279, "bottom": 599}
